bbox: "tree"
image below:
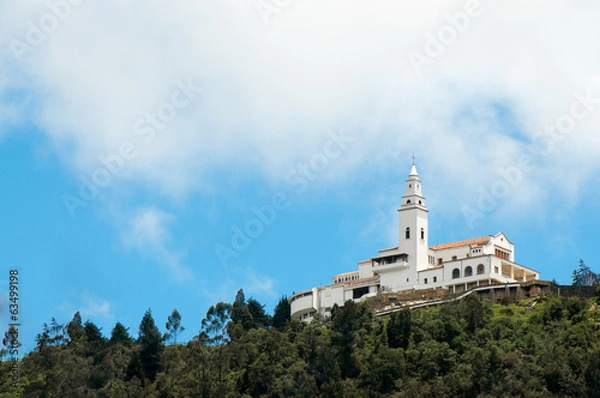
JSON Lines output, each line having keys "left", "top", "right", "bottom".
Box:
{"left": 199, "top": 302, "right": 232, "bottom": 346}
{"left": 110, "top": 322, "right": 132, "bottom": 346}
{"left": 125, "top": 353, "right": 145, "bottom": 383}
{"left": 543, "top": 295, "right": 565, "bottom": 324}
{"left": 230, "top": 289, "right": 253, "bottom": 331}
{"left": 234, "top": 288, "right": 245, "bottom": 305}
{"left": 66, "top": 311, "right": 84, "bottom": 341}
{"left": 247, "top": 298, "right": 271, "bottom": 329}
{"left": 84, "top": 321, "right": 105, "bottom": 343}
{"left": 359, "top": 346, "right": 404, "bottom": 395}
{"left": 330, "top": 300, "right": 372, "bottom": 378}
{"left": 35, "top": 317, "right": 68, "bottom": 349}
{"left": 296, "top": 323, "right": 340, "bottom": 391}
{"left": 164, "top": 309, "right": 185, "bottom": 344}
{"left": 272, "top": 296, "right": 291, "bottom": 330}
{"left": 199, "top": 302, "right": 233, "bottom": 397}
{"left": 572, "top": 259, "right": 599, "bottom": 286}
{"left": 464, "top": 294, "right": 490, "bottom": 333}
{"left": 387, "top": 308, "right": 411, "bottom": 349}
{"left": 138, "top": 309, "right": 163, "bottom": 382}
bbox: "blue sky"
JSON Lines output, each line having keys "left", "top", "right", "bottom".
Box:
{"left": 1, "top": 1, "right": 599, "bottom": 353}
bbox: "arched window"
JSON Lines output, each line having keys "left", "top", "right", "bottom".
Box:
{"left": 452, "top": 268, "right": 460, "bottom": 279}
{"left": 465, "top": 266, "right": 473, "bottom": 277}
{"left": 420, "top": 228, "right": 425, "bottom": 239}
{"left": 405, "top": 227, "right": 410, "bottom": 239}
{"left": 477, "top": 264, "right": 485, "bottom": 275}
{"left": 407, "top": 200, "right": 411, "bottom": 204}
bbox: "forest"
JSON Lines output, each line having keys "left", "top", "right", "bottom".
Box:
{"left": 1, "top": 284, "right": 600, "bottom": 397}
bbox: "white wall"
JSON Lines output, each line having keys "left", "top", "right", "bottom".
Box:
{"left": 442, "top": 256, "right": 491, "bottom": 281}
{"left": 379, "top": 267, "right": 414, "bottom": 292}
{"left": 417, "top": 267, "right": 444, "bottom": 288}
{"left": 358, "top": 260, "right": 374, "bottom": 279}
{"left": 290, "top": 289, "right": 315, "bottom": 320}
{"left": 319, "top": 284, "right": 344, "bottom": 311}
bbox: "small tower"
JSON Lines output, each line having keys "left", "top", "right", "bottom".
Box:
{"left": 398, "top": 163, "right": 429, "bottom": 272}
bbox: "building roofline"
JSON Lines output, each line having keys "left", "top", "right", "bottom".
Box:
{"left": 430, "top": 236, "right": 491, "bottom": 251}
{"left": 332, "top": 271, "right": 359, "bottom": 278}
{"left": 491, "top": 231, "right": 514, "bottom": 246}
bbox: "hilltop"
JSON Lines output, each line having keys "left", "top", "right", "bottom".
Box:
{"left": 1, "top": 291, "right": 599, "bottom": 397}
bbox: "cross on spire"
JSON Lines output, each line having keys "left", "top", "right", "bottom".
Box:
{"left": 412, "top": 153, "right": 416, "bottom": 165}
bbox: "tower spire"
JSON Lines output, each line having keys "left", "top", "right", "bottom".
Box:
{"left": 408, "top": 154, "right": 419, "bottom": 177}
{"left": 398, "top": 163, "right": 429, "bottom": 273}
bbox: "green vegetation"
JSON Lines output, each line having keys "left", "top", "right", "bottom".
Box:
{"left": 1, "top": 292, "right": 600, "bottom": 397}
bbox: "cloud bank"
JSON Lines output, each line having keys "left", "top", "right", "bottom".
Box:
{"left": 1, "top": 0, "right": 599, "bottom": 223}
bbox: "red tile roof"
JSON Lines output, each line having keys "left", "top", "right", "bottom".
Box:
{"left": 430, "top": 236, "right": 490, "bottom": 251}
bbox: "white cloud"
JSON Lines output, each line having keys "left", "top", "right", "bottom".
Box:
{"left": 242, "top": 273, "right": 277, "bottom": 300}
{"left": 200, "top": 269, "right": 277, "bottom": 305}
{"left": 121, "top": 207, "right": 193, "bottom": 282}
{"left": 0, "top": 0, "right": 599, "bottom": 222}
{"left": 80, "top": 294, "right": 112, "bottom": 320}
{"left": 58, "top": 292, "right": 113, "bottom": 322}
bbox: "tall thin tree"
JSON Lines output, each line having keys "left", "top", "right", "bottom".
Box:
{"left": 165, "top": 309, "right": 185, "bottom": 344}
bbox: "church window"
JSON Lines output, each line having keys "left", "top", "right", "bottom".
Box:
{"left": 407, "top": 200, "right": 411, "bottom": 204}
{"left": 452, "top": 268, "right": 460, "bottom": 279}
{"left": 405, "top": 227, "right": 410, "bottom": 239}
{"left": 424, "top": 278, "right": 428, "bottom": 284}
{"left": 420, "top": 228, "right": 425, "bottom": 239}
{"left": 477, "top": 264, "right": 485, "bottom": 274}
{"left": 419, "top": 200, "right": 422, "bottom": 205}
{"left": 452, "top": 255, "right": 457, "bottom": 261}
{"left": 438, "top": 258, "right": 443, "bottom": 265}
{"left": 409, "top": 184, "right": 412, "bottom": 188}
{"left": 433, "top": 276, "right": 437, "bottom": 283}
{"left": 494, "top": 266, "right": 499, "bottom": 274}
{"left": 465, "top": 266, "right": 473, "bottom": 277}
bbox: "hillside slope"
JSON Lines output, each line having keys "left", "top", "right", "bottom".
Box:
{"left": 1, "top": 293, "right": 600, "bottom": 397}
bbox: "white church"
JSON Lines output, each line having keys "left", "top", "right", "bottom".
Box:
{"left": 290, "top": 164, "right": 540, "bottom": 321}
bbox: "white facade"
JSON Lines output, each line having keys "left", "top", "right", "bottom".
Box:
{"left": 290, "top": 164, "right": 540, "bottom": 322}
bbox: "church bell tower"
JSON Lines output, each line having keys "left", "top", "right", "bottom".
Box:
{"left": 398, "top": 163, "right": 429, "bottom": 272}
